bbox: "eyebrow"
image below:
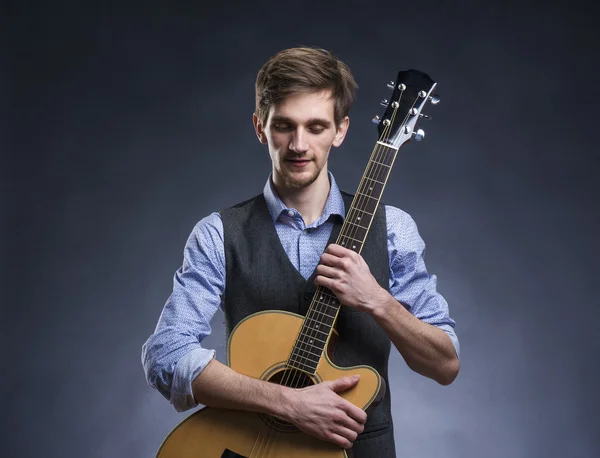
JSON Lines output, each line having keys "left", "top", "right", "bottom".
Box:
{"left": 270, "top": 115, "right": 333, "bottom": 128}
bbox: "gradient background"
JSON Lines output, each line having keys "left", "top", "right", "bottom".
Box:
{"left": 6, "top": 1, "right": 600, "bottom": 457}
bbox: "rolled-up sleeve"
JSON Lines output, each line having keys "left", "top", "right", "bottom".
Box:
{"left": 141, "top": 212, "right": 225, "bottom": 411}
{"left": 385, "top": 206, "right": 460, "bottom": 358}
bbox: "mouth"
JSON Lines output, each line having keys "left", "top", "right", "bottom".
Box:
{"left": 286, "top": 158, "right": 311, "bottom": 168}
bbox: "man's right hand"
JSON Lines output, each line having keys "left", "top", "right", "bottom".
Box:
{"left": 282, "top": 375, "right": 367, "bottom": 449}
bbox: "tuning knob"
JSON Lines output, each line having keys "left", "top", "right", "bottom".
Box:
{"left": 387, "top": 81, "right": 395, "bottom": 89}
{"left": 380, "top": 99, "right": 389, "bottom": 107}
{"left": 419, "top": 113, "right": 432, "bottom": 120}
{"left": 372, "top": 115, "right": 381, "bottom": 125}
{"left": 428, "top": 94, "right": 441, "bottom": 105}
{"left": 412, "top": 129, "right": 425, "bottom": 141}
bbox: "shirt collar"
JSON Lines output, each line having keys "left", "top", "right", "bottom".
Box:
{"left": 263, "top": 172, "right": 345, "bottom": 227}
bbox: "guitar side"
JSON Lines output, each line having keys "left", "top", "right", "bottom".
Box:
{"left": 156, "top": 310, "right": 383, "bottom": 458}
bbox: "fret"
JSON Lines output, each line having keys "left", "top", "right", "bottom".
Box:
{"left": 346, "top": 209, "right": 373, "bottom": 229}
{"left": 339, "top": 233, "right": 364, "bottom": 244}
{"left": 300, "top": 322, "right": 330, "bottom": 337}
{"left": 285, "top": 362, "right": 316, "bottom": 373}
{"left": 373, "top": 145, "right": 397, "bottom": 164}
{"left": 316, "top": 288, "right": 338, "bottom": 303}
{"left": 289, "top": 350, "right": 320, "bottom": 365}
{"left": 344, "top": 220, "right": 369, "bottom": 231}
{"left": 342, "top": 222, "right": 368, "bottom": 241}
{"left": 303, "top": 313, "right": 333, "bottom": 326}
{"left": 305, "top": 309, "right": 335, "bottom": 326}
{"left": 363, "top": 176, "right": 385, "bottom": 185}
{"left": 298, "top": 333, "right": 327, "bottom": 345}
{"left": 356, "top": 191, "right": 379, "bottom": 201}
{"left": 291, "top": 345, "right": 323, "bottom": 360}
{"left": 365, "top": 163, "right": 391, "bottom": 184}
{"left": 351, "top": 207, "right": 373, "bottom": 217}
{"left": 339, "top": 239, "right": 363, "bottom": 252}
{"left": 352, "top": 194, "right": 378, "bottom": 215}
{"left": 314, "top": 289, "right": 338, "bottom": 302}
{"left": 358, "top": 178, "right": 385, "bottom": 199}
{"left": 370, "top": 159, "right": 392, "bottom": 168}
{"left": 295, "top": 339, "right": 325, "bottom": 354}
{"left": 312, "top": 300, "right": 340, "bottom": 312}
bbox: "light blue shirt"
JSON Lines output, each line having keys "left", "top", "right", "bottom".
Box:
{"left": 142, "top": 173, "right": 459, "bottom": 412}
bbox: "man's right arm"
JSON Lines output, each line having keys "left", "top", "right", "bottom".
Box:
{"left": 142, "top": 212, "right": 365, "bottom": 449}
{"left": 193, "top": 358, "right": 367, "bottom": 450}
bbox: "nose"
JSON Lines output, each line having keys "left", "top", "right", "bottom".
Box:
{"left": 289, "top": 128, "right": 309, "bottom": 154}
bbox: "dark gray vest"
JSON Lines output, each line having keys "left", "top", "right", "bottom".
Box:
{"left": 220, "top": 192, "right": 396, "bottom": 457}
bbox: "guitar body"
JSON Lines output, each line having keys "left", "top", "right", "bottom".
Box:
{"left": 156, "top": 310, "right": 383, "bottom": 458}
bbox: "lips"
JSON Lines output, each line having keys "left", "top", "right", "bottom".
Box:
{"left": 286, "top": 158, "right": 311, "bottom": 167}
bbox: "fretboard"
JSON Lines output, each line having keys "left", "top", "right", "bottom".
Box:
{"left": 288, "top": 142, "right": 399, "bottom": 374}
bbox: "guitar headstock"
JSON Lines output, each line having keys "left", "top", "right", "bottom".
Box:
{"left": 373, "top": 70, "right": 438, "bottom": 149}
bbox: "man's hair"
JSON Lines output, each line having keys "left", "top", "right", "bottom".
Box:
{"left": 255, "top": 47, "right": 358, "bottom": 126}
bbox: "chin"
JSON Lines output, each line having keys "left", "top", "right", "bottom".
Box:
{"left": 283, "top": 171, "right": 320, "bottom": 189}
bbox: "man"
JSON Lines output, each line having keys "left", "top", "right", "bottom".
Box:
{"left": 142, "top": 47, "right": 460, "bottom": 456}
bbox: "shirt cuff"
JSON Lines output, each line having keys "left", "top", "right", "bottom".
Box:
{"left": 171, "top": 347, "right": 216, "bottom": 412}
{"left": 438, "top": 324, "right": 460, "bottom": 359}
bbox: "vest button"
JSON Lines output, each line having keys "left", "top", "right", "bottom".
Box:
{"left": 304, "top": 292, "right": 314, "bottom": 300}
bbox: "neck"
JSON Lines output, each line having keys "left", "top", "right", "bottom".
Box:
{"left": 272, "top": 169, "right": 331, "bottom": 227}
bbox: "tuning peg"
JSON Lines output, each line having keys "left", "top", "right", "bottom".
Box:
{"left": 387, "top": 81, "right": 395, "bottom": 89}
{"left": 380, "top": 99, "right": 389, "bottom": 107}
{"left": 412, "top": 129, "right": 425, "bottom": 141}
{"left": 371, "top": 115, "right": 381, "bottom": 125}
{"left": 419, "top": 113, "right": 432, "bottom": 120}
{"left": 428, "top": 94, "right": 441, "bottom": 105}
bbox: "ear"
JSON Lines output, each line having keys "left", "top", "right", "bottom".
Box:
{"left": 253, "top": 113, "right": 268, "bottom": 144}
{"left": 332, "top": 116, "right": 350, "bottom": 148}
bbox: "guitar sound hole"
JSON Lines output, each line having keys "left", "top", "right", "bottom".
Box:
{"left": 259, "top": 368, "right": 316, "bottom": 432}
{"left": 268, "top": 368, "right": 315, "bottom": 389}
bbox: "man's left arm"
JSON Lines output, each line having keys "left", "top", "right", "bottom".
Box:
{"left": 314, "top": 207, "right": 459, "bottom": 386}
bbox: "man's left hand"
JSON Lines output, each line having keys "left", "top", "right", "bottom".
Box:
{"left": 314, "top": 243, "right": 388, "bottom": 314}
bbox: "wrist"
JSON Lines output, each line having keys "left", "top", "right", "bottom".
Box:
{"left": 368, "top": 287, "right": 394, "bottom": 317}
{"left": 271, "top": 384, "right": 297, "bottom": 420}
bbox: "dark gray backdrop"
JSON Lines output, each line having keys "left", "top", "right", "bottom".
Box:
{"left": 6, "top": 1, "right": 600, "bottom": 457}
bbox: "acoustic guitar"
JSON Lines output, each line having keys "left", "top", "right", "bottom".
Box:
{"left": 156, "top": 69, "right": 439, "bottom": 458}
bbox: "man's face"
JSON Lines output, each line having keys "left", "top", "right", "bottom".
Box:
{"left": 254, "top": 90, "right": 349, "bottom": 190}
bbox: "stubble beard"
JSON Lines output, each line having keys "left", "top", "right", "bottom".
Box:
{"left": 280, "top": 163, "right": 321, "bottom": 189}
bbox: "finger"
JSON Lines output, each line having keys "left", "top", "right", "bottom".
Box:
{"left": 314, "top": 274, "right": 336, "bottom": 290}
{"left": 342, "top": 401, "right": 368, "bottom": 425}
{"left": 329, "top": 375, "right": 360, "bottom": 392}
{"left": 319, "top": 252, "right": 344, "bottom": 267}
{"left": 335, "top": 412, "right": 365, "bottom": 435}
{"left": 328, "top": 431, "right": 355, "bottom": 450}
{"left": 315, "top": 264, "right": 339, "bottom": 279}
{"left": 325, "top": 243, "right": 352, "bottom": 257}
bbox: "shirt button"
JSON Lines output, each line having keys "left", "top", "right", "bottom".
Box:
{"left": 287, "top": 210, "right": 294, "bottom": 217}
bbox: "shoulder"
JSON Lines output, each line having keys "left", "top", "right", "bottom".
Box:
{"left": 187, "top": 212, "right": 224, "bottom": 249}
{"left": 384, "top": 205, "right": 418, "bottom": 232}
{"left": 219, "top": 194, "right": 265, "bottom": 221}
{"left": 384, "top": 205, "right": 424, "bottom": 252}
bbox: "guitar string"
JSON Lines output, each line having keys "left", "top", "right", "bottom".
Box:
{"left": 342, "top": 86, "right": 404, "bottom": 260}
{"left": 258, "top": 89, "right": 421, "bottom": 456}
{"left": 281, "top": 94, "right": 402, "bottom": 386}
{"left": 254, "top": 111, "right": 400, "bottom": 457}
{"left": 258, "top": 134, "right": 396, "bottom": 457}
{"left": 278, "top": 98, "right": 402, "bottom": 395}
{"left": 279, "top": 90, "right": 417, "bottom": 398}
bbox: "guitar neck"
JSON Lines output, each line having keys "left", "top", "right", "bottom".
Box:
{"left": 286, "top": 68, "right": 437, "bottom": 377}
{"left": 287, "top": 142, "right": 399, "bottom": 376}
